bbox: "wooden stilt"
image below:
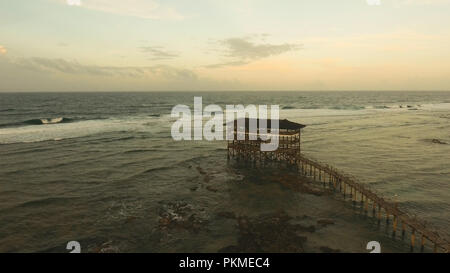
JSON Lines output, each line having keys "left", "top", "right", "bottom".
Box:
{"left": 411, "top": 229, "right": 416, "bottom": 251}
{"left": 421, "top": 234, "right": 425, "bottom": 252}
{"left": 377, "top": 205, "right": 381, "bottom": 224}
{"left": 393, "top": 216, "right": 398, "bottom": 236}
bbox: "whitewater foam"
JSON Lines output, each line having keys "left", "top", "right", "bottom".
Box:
{"left": 40, "top": 117, "right": 64, "bottom": 125}
{"left": 0, "top": 116, "right": 165, "bottom": 144}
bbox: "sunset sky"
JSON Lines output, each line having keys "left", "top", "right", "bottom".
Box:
{"left": 1, "top": 0, "right": 450, "bottom": 91}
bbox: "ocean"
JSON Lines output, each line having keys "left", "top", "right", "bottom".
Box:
{"left": 0, "top": 91, "right": 449, "bottom": 253}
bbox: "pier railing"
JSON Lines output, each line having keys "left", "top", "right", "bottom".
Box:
{"left": 297, "top": 154, "right": 450, "bottom": 253}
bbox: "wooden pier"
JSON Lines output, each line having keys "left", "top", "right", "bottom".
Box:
{"left": 227, "top": 118, "right": 450, "bottom": 253}
{"left": 296, "top": 155, "right": 450, "bottom": 253}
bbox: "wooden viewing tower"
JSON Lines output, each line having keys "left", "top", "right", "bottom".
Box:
{"left": 227, "top": 118, "right": 306, "bottom": 164}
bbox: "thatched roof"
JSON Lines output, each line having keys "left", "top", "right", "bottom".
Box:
{"left": 227, "top": 118, "right": 306, "bottom": 130}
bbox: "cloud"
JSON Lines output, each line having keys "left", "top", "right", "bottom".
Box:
{"left": 0, "top": 56, "right": 245, "bottom": 91}
{"left": 54, "top": 0, "right": 183, "bottom": 20}
{"left": 139, "top": 46, "right": 179, "bottom": 61}
{"left": 12, "top": 57, "right": 197, "bottom": 80}
{"left": 0, "top": 45, "right": 7, "bottom": 55}
{"left": 205, "top": 60, "right": 250, "bottom": 69}
{"left": 208, "top": 37, "right": 301, "bottom": 68}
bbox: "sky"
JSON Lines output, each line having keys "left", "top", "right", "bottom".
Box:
{"left": 1, "top": 0, "right": 450, "bottom": 91}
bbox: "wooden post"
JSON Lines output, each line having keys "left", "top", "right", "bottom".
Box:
{"left": 343, "top": 183, "right": 346, "bottom": 199}
{"left": 411, "top": 229, "right": 416, "bottom": 251}
{"left": 377, "top": 205, "right": 381, "bottom": 224}
{"left": 421, "top": 234, "right": 425, "bottom": 252}
{"left": 393, "top": 216, "right": 398, "bottom": 236}
{"left": 402, "top": 221, "right": 406, "bottom": 238}
{"left": 351, "top": 187, "right": 354, "bottom": 205}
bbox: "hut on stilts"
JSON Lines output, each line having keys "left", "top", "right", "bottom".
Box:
{"left": 227, "top": 118, "right": 306, "bottom": 165}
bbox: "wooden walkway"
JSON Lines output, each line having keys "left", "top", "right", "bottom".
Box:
{"left": 296, "top": 154, "right": 450, "bottom": 253}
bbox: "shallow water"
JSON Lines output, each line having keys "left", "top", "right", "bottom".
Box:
{"left": 0, "top": 91, "right": 449, "bottom": 252}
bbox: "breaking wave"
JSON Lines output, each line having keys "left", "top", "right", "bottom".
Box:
{"left": 24, "top": 117, "right": 74, "bottom": 125}
{"left": 0, "top": 117, "right": 74, "bottom": 128}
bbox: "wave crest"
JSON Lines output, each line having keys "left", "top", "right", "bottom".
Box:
{"left": 23, "top": 117, "right": 73, "bottom": 126}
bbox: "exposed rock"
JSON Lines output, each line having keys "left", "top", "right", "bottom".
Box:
{"left": 317, "top": 219, "right": 335, "bottom": 227}
{"left": 269, "top": 173, "right": 328, "bottom": 196}
{"left": 294, "top": 224, "right": 316, "bottom": 233}
{"left": 91, "top": 241, "right": 120, "bottom": 253}
{"left": 196, "top": 167, "right": 207, "bottom": 175}
{"left": 218, "top": 245, "right": 240, "bottom": 253}
{"left": 217, "top": 211, "right": 236, "bottom": 219}
{"left": 158, "top": 201, "right": 208, "bottom": 233}
{"left": 206, "top": 185, "right": 218, "bottom": 192}
{"left": 319, "top": 246, "right": 341, "bottom": 253}
{"left": 220, "top": 211, "right": 307, "bottom": 253}
{"left": 432, "top": 139, "right": 447, "bottom": 145}
{"left": 125, "top": 216, "right": 138, "bottom": 223}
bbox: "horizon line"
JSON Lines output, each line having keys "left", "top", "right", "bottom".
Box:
{"left": 1, "top": 90, "right": 450, "bottom": 93}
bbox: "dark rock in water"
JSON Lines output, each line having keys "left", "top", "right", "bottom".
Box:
{"left": 432, "top": 139, "right": 447, "bottom": 145}
{"left": 196, "top": 167, "right": 207, "bottom": 175}
{"left": 319, "top": 246, "right": 341, "bottom": 253}
{"left": 91, "top": 241, "right": 120, "bottom": 253}
{"left": 270, "top": 173, "right": 327, "bottom": 196}
{"left": 218, "top": 245, "right": 240, "bottom": 253}
{"left": 317, "top": 219, "right": 335, "bottom": 227}
{"left": 227, "top": 211, "right": 307, "bottom": 253}
{"left": 190, "top": 186, "right": 198, "bottom": 192}
{"left": 158, "top": 201, "right": 208, "bottom": 233}
{"left": 217, "top": 211, "right": 236, "bottom": 219}
{"left": 125, "top": 216, "right": 138, "bottom": 223}
{"left": 282, "top": 106, "right": 296, "bottom": 110}
{"left": 294, "top": 224, "right": 316, "bottom": 233}
{"left": 206, "top": 185, "right": 218, "bottom": 192}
